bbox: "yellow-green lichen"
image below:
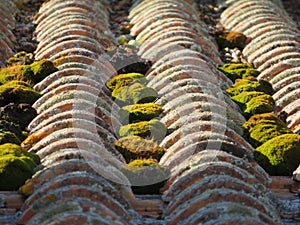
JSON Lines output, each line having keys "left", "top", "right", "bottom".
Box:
{"left": 0, "top": 143, "right": 40, "bottom": 190}
{"left": 217, "top": 63, "right": 260, "bottom": 82}
{"left": 106, "top": 73, "right": 147, "bottom": 91}
{"left": 119, "top": 103, "right": 163, "bottom": 124}
{"left": 118, "top": 119, "right": 167, "bottom": 141}
{"left": 216, "top": 30, "right": 247, "bottom": 49}
{"left": 114, "top": 135, "right": 165, "bottom": 163}
{"left": 254, "top": 134, "right": 300, "bottom": 176}
{"left": 0, "top": 81, "right": 41, "bottom": 107}
{"left": 227, "top": 77, "right": 274, "bottom": 96}
{"left": 243, "top": 113, "right": 292, "bottom": 147}
{"left": 112, "top": 82, "right": 158, "bottom": 105}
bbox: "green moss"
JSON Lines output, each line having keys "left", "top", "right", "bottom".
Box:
{"left": 0, "top": 60, "right": 57, "bottom": 85}
{"left": 0, "top": 81, "right": 41, "bottom": 107}
{"left": 0, "top": 65, "right": 33, "bottom": 84}
{"left": 112, "top": 82, "right": 158, "bottom": 105}
{"left": 30, "top": 59, "right": 58, "bottom": 83}
{"left": 244, "top": 95, "right": 274, "bottom": 116}
{"left": 243, "top": 113, "right": 292, "bottom": 147}
{"left": 217, "top": 63, "right": 260, "bottom": 82}
{"left": 128, "top": 158, "right": 158, "bottom": 167}
{"left": 106, "top": 73, "right": 147, "bottom": 91}
{"left": 0, "top": 143, "right": 40, "bottom": 190}
{"left": 114, "top": 135, "right": 165, "bottom": 163}
{"left": 227, "top": 77, "right": 274, "bottom": 96}
{"left": 232, "top": 91, "right": 274, "bottom": 117}
{"left": 6, "top": 51, "right": 34, "bottom": 66}
{"left": 216, "top": 30, "right": 247, "bottom": 49}
{"left": 254, "top": 134, "right": 300, "bottom": 176}
{"left": 119, "top": 103, "right": 163, "bottom": 124}
{"left": 122, "top": 159, "right": 170, "bottom": 194}
{"left": 118, "top": 119, "right": 167, "bottom": 141}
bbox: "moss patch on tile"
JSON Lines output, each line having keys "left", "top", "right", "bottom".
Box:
{"left": 114, "top": 135, "right": 165, "bottom": 163}
{"left": 119, "top": 103, "right": 162, "bottom": 124}
{"left": 0, "top": 81, "right": 41, "bottom": 107}
{"left": 112, "top": 82, "right": 158, "bottom": 105}
{"left": 0, "top": 59, "right": 57, "bottom": 84}
{"left": 232, "top": 91, "right": 274, "bottom": 117}
{"left": 254, "top": 134, "right": 300, "bottom": 176}
{"left": 0, "top": 65, "right": 33, "bottom": 85}
{"left": 106, "top": 73, "right": 147, "bottom": 91}
{"left": 243, "top": 113, "right": 292, "bottom": 147}
{"left": 217, "top": 63, "right": 260, "bottom": 82}
{"left": 118, "top": 119, "right": 167, "bottom": 141}
{"left": 0, "top": 143, "right": 40, "bottom": 190}
{"left": 122, "top": 158, "right": 169, "bottom": 194}
{"left": 244, "top": 94, "right": 275, "bottom": 116}
{"left": 30, "top": 59, "right": 58, "bottom": 83}
{"left": 227, "top": 77, "right": 274, "bottom": 96}
{"left": 6, "top": 51, "right": 34, "bottom": 66}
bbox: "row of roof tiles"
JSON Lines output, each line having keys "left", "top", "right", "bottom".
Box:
{"left": 130, "top": 0, "right": 284, "bottom": 224}
{"left": 221, "top": 0, "right": 300, "bottom": 134}
{"left": 17, "top": 0, "right": 136, "bottom": 224}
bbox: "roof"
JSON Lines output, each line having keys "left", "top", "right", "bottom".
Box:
{"left": 0, "top": 0, "right": 299, "bottom": 224}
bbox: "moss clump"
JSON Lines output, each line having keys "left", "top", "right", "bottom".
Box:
{"left": 118, "top": 119, "right": 167, "bottom": 141}
{"left": 227, "top": 77, "right": 274, "bottom": 96}
{"left": 254, "top": 134, "right": 300, "bottom": 176}
{"left": 216, "top": 30, "right": 247, "bottom": 49}
{"left": 0, "top": 81, "right": 41, "bottom": 107}
{"left": 6, "top": 51, "right": 34, "bottom": 66}
{"left": 0, "top": 60, "right": 57, "bottom": 85}
{"left": 114, "top": 135, "right": 165, "bottom": 163}
{"left": 30, "top": 59, "right": 58, "bottom": 83}
{"left": 119, "top": 103, "right": 163, "bottom": 124}
{"left": 0, "top": 143, "right": 40, "bottom": 190}
{"left": 106, "top": 73, "right": 147, "bottom": 91}
{"left": 122, "top": 159, "right": 170, "bottom": 194}
{"left": 0, "top": 65, "right": 33, "bottom": 84}
{"left": 112, "top": 82, "right": 158, "bottom": 105}
{"left": 244, "top": 94, "right": 274, "bottom": 116}
{"left": 127, "top": 158, "right": 158, "bottom": 167}
{"left": 243, "top": 113, "right": 292, "bottom": 147}
{"left": 217, "top": 63, "right": 260, "bottom": 82}
{"left": 232, "top": 91, "right": 274, "bottom": 117}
